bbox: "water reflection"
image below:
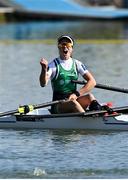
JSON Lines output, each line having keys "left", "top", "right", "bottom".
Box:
{"left": 0, "top": 20, "right": 128, "bottom": 40}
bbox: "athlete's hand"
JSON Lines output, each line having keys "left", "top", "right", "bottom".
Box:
{"left": 40, "top": 58, "right": 48, "bottom": 71}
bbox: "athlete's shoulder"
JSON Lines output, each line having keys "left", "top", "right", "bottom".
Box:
{"left": 48, "top": 58, "right": 58, "bottom": 68}
{"left": 73, "top": 58, "right": 85, "bottom": 67}
{"left": 73, "top": 59, "right": 81, "bottom": 64}
{"left": 73, "top": 59, "right": 88, "bottom": 72}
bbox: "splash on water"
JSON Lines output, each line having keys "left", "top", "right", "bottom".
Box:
{"left": 33, "top": 167, "right": 47, "bottom": 177}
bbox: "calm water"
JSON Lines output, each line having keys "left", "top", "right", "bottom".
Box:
{"left": 1, "top": 129, "right": 128, "bottom": 179}
{"left": 0, "top": 21, "right": 128, "bottom": 178}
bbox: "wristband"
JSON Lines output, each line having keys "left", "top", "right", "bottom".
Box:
{"left": 74, "top": 91, "right": 80, "bottom": 97}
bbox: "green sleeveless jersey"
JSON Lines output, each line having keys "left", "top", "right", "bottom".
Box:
{"left": 51, "top": 58, "right": 78, "bottom": 93}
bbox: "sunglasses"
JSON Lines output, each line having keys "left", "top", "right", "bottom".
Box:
{"left": 58, "top": 42, "right": 73, "bottom": 48}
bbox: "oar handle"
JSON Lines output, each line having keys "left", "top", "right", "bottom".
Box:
{"left": 72, "top": 80, "right": 128, "bottom": 94}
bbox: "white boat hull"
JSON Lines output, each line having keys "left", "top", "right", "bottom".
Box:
{"left": 0, "top": 108, "right": 128, "bottom": 130}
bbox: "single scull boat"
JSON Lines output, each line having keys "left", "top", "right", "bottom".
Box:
{"left": 0, "top": 105, "right": 128, "bottom": 130}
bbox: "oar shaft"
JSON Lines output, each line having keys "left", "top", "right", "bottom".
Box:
{"left": 96, "top": 83, "right": 128, "bottom": 93}
{"left": 0, "top": 109, "right": 18, "bottom": 117}
{"left": 72, "top": 80, "right": 128, "bottom": 93}
{"left": 33, "top": 100, "right": 65, "bottom": 109}
{"left": 0, "top": 100, "right": 65, "bottom": 117}
{"left": 83, "top": 105, "right": 128, "bottom": 117}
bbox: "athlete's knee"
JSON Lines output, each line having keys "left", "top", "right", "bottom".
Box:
{"left": 87, "top": 93, "right": 95, "bottom": 102}
{"left": 69, "top": 100, "right": 84, "bottom": 112}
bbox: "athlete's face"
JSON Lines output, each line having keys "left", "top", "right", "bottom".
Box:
{"left": 58, "top": 39, "right": 73, "bottom": 60}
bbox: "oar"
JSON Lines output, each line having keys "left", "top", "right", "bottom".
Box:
{"left": 34, "top": 105, "right": 128, "bottom": 118}
{"left": 0, "top": 100, "right": 65, "bottom": 117}
{"left": 72, "top": 80, "right": 128, "bottom": 94}
{"left": 83, "top": 105, "right": 128, "bottom": 117}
